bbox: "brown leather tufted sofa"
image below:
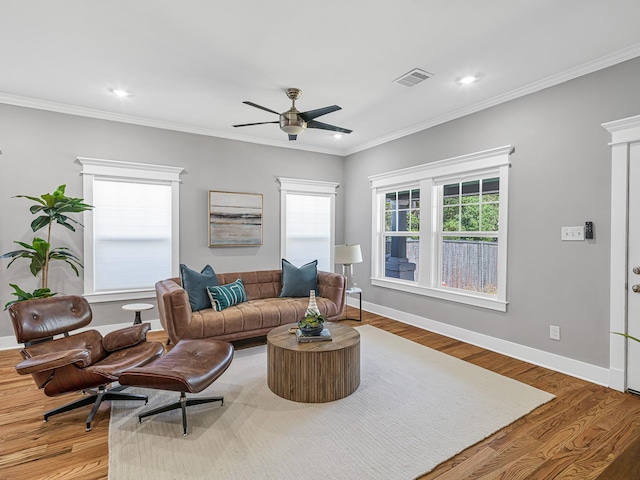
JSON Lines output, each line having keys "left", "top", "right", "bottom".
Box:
{"left": 156, "top": 270, "right": 347, "bottom": 345}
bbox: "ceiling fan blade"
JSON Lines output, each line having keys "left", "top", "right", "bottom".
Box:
{"left": 299, "top": 105, "right": 341, "bottom": 121}
{"left": 288, "top": 134, "right": 297, "bottom": 141}
{"left": 306, "top": 119, "right": 352, "bottom": 134}
{"left": 233, "top": 121, "right": 279, "bottom": 128}
{"left": 243, "top": 101, "right": 280, "bottom": 116}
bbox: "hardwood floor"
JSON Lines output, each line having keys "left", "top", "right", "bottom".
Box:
{"left": 2, "top": 309, "right": 640, "bottom": 479}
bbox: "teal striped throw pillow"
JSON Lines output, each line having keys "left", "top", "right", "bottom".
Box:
{"left": 206, "top": 279, "right": 248, "bottom": 311}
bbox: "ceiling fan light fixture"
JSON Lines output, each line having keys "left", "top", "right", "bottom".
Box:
{"left": 281, "top": 124, "right": 305, "bottom": 135}
{"left": 236, "top": 88, "right": 351, "bottom": 141}
{"left": 280, "top": 112, "right": 306, "bottom": 135}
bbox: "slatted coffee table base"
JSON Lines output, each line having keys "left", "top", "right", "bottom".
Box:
{"left": 267, "top": 323, "right": 360, "bottom": 403}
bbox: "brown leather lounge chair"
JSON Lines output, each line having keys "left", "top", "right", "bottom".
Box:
{"left": 8, "top": 295, "right": 165, "bottom": 431}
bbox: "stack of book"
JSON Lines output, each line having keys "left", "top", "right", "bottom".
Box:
{"left": 296, "top": 328, "right": 332, "bottom": 343}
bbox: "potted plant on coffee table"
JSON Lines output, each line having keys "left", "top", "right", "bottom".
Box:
{"left": 298, "top": 311, "right": 326, "bottom": 336}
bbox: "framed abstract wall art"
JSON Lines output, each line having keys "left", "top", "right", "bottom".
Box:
{"left": 208, "top": 190, "right": 263, "bottom": 247}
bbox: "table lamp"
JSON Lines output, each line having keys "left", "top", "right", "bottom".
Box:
{"left": 335, "top": 244, "right": 363, "bottom": 289}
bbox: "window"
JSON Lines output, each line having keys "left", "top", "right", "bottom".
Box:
{"left": 369, "top": 146, "right": 512, "bottom": 311}
{"left": 384, "top": 189, "right": 420, "bottom": 281}
{"left": 278, "top": 177, "right": 338, "bottom": 272}
{"left": 440, "top": 177, "right": 499, "bottom": 294}
{"left": 77, "top": 157, "right": 183, "bottom": 302}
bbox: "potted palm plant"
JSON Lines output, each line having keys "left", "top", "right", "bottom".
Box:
{"left": 1, "top": 185, "right": 92, "bottom": 308}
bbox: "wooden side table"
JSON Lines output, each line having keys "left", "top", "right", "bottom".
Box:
{"left": 122, "top": 303, "right": 154, "bottom": 325}
{"left": 267, "top": 322, "right": 360, "bottom": 403}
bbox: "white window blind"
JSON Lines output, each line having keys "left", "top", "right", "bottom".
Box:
{"left": 278, "top": 177, "right": 339, "bottom": 273}
{"left": 78, "top": 157, "right": 183, "bottom": 302}
{"left": 284, "top": 193, "right": 331, "bottom": 271}
{"left": 93, "top": 179, "right": 172, "bottom": 292}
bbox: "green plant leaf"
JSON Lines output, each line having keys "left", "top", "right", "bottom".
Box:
{"left": 29, "top": 205, "right": 45, "bottom": 214}
{"left": 19, "top": 185, "right": 92, "bottom": 233}
{"left": 0, "top": 243, "right": 31, "bottom": 256}
{"left": 30, "top": 215, "right": 51, "bottom": 232}
{"left": 1, "top": 238, "right": 49, "bottom": 277}
{"left": 55, "top": 219, "right": 77, "bottom": 232}
{"left": 8, "top": 283, "right": 29, "bottom": 298}
{"left": 612, "top": 332, "right": 640, "bottom": 343}
{"left": 4, "top": 284, "right": 56, "bottom": 310}
{"left": 15, "top": 194, "right": 45, "bottom": 205}
{"left": 49, "top": 247, "right": 83, "bottom": 276}
{"left": 32, "top": 238, "right": 50, "bottom": 255}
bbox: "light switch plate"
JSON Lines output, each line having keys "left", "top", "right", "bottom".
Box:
{"left": 561, "top": 226, "right": 584, "bottom": 241}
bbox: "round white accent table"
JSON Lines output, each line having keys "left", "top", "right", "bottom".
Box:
{"left": 122, "top": 303, "right": 154, "bottom": 325}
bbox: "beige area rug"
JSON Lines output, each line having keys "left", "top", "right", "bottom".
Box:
{"left": 108, "top": 325, "right": 554, "bottom": 480}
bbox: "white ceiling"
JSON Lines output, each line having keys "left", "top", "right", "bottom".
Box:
{"left": 1, "top": 0, "right": 639, "bottom": 156}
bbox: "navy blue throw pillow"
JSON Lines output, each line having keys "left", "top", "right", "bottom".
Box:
{"left": 279, "top": 259, "right": 318, "bottom": 298}
{"left": 180, "top": 264, "right": 219, "bottom": 312}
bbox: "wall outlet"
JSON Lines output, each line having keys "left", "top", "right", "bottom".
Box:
{"left": 561, "top": 226, "right": 584, "bottom": 241}
{"left": 550, "top": 325, "right": 561, "bottom": 340}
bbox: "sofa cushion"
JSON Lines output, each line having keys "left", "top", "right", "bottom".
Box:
{"left": 180, "top": 264, "right": 219, "bottom": 312}
{"left": 207, "top": 279, "right": 248, "bottom": 311}
{"left": 279, "top": 259, "right": 318, "bottom": 298}
{"left": 217, "top": 270, "right": 281, "bottom": 300}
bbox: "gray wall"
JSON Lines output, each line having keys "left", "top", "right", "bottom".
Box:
{"left": 2, "top": 56, "right": 640, "bottom": 369}
{"left": 343, "top": 56, "right": 640, "bottom": 368}
{"left": 0, "top": 105, "right": 344, "bottom": 336}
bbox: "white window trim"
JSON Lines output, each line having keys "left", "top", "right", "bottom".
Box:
{"left": 77, "top": 157, "right": 184, "bottom": 303}
{"left": 369, "top": 145, "right": 512, "bottom": 312}
{"left": 277, "top": 177, "right": 339, "bottom": 269}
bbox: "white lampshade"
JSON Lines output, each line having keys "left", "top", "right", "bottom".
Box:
{"left": 335, "top": 244, "right": 363, "bottom": 265}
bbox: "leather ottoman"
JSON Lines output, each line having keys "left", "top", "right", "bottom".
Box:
{"left": 119, "top": 338, "right": 234, "bottom": 435}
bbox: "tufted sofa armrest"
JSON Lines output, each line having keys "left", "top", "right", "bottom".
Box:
{"left": 16, "top": 349, "right": 92, "bottom": 375}
{"left": 317, "top": 271, "right": 347, "bottom": 320}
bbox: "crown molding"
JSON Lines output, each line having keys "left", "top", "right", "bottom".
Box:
{"left": 1, "top": 42, "right": 639, "bottom": 159}
{"left": 0, "top": 92, "right": 343, "bottom": 156}
{"left": 343, "top": 42, "right": 640, "bottom": 157}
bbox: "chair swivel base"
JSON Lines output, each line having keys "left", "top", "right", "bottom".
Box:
{"left": 138, "top": 391, "right": 224, "bottom": 436}
{"left": 44, "top": 384, "right": 148, "bottom": 432}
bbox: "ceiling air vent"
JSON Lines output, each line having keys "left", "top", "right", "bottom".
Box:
{"left": 393, "top": 68, "right": 433, "bottom": 87}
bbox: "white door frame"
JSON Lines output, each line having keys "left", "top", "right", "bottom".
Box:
{"left": 604, "top": 113, "right": 640, "bottom": 392}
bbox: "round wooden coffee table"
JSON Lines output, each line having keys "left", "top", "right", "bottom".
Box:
{"left": 267, "top": 322, "right": 360, "bottom": 403}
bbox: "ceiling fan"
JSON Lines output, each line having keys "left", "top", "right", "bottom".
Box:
{"left": 233, "top": 88, "right": 352, "bottom": 141}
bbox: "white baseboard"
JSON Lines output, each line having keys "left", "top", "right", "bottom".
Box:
{"left": 351, "top": 297, "right": 613, "bottom": 388}
{"left": 0, "top": 319, "right": 163, "bottom": 351}
{"left": 608, "top": 367, "right": 626, "bottom": 392}
{"left": 3, "top": 301, "right": 615, "bottom": 390}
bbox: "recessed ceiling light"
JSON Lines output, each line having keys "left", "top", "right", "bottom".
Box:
{"left": 457, "top": 75, "right": 479, "bottom": 85}
{"left": 110, "top": 88, "right": 130, "bottom": 97}
{"left": 333, "top": 133, "right": 343, "bottom": 139}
